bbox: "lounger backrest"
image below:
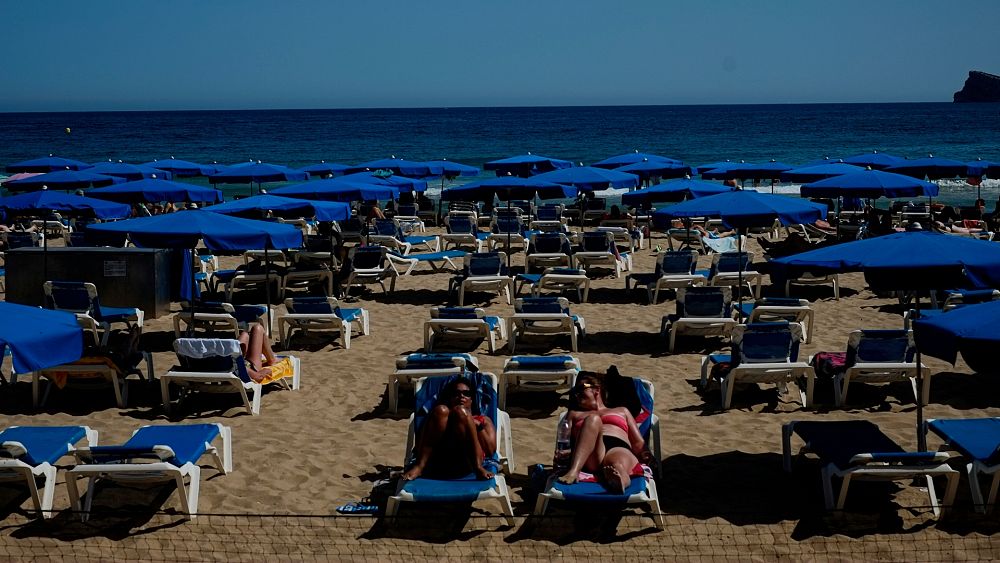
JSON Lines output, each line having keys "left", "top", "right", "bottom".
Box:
{"left": 303, "top": 234, "right": 334, "bottom": 252}
{"left": 412, "top": 371, "right": 498, "bottom": 448}
{"left": 756, "top": 297, "right": 806, "bottom": 307}
{"left": 398, "top": 353, "right": 479, "bottom": 372}
{"left": 676, "top": 286, "right": 731, "bottom": 318}
{"left": 944, "top": 289, "right": 1000, "bottom": 309}
{"left": 465, "top": 252, "right": 504, "bottom": 277}
{"left": 45, "top": 281, "right": 98, "bottom": 316}
{"left": 585, "top": 197, "right": 606, "bottom": 211}
{"left": 515, "top": 296, "right": 570, "bottom": 315}
{"left": 507, "top": 355, "right": 578, "bottom": 371}
{"left": 544, "top": 268, "right": 584, "bottom": 276}
{"left": 658, "top": 251, "right": 696, "bottom": 275}
{"left": 5, "top": 233, "right": 38, "bottom": 249}
{"left": 397, "top": 204, "right": 418, "bottom": 216}
{"left": 712, "top": 251, "right": 753, "bottom": 276}
{"left": 182, "top": 300, "right": 237, "bottom": 315}
{"left": 530, "top": 233, "right": 570, "bottom": 255}
{"left": 285, "top": 296, "right": 336, "bottom": 315}
{"left": 173, "top": 338, "right": 251, "bottom": 383}
{"left": 847, "top": 329, "right": 915, "bottom": 365}
{"left": 349, "top": 246, "right": 387, "bottom": 269}
{"left": 731, "top": 322, "right": 801, "bottom": 366}
{"left": 536, "top": 206, "right": 562, "bottom": 221}
{"left": 373, "top": 219, "right": 401, "bottom": 237}
{"left": 446, "top": 215, "right": 476, "bottom": 235}
{"left": 492, "top": 216, "right": 523, "bottom": 234}
{"left": 580, "top": 231, "right": 613, "bottom": 252}
{"left": 431, "top": 307, "right": 486, "bottom": 320}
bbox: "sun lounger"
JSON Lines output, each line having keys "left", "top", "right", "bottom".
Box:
{"left": 66, "top": 423, "right": 232, "bottom": 520}
{"left": 903, "top": 289, "right": 1000, "bottom": 330}
{"left": 278, "top": 296, "right": 369, "bottom": 350}
{"left": 280, "top": 267, "right": 334, "bottom": 298}
{"left": 448, "top": 251, "right": 513, "bottom": 306}
{"left": 44, "top": 280, "right": 143, "bottom": 346}
{"left": 508, "top": 297, "right": 586, "bottom": 354}
{"left": 525, "top": 232, "right": 573, "bottom": 272}
{"left": 822, "top": 329, "right": 927, "bottom": 407}
{"left": 424, "top": 307, "right": 506, "bottom": 355}
{"left": 487, "top": 215, "right": 527, "bottom": 253}
{"left": 173, "top": 301, "right": 268, "bottom": 338}
{"left": 516, "top": 267, "right": 591, "bottom": 303}
{"left": 695, "top": 251, "right": 761, "bottom": 300}
{"left": 785, "top": 268, "right": 840, "bottom": 300}
{"left": 737, "top": 297, "right": 815, "bottom": 343}
{"left": 0, "top": 425, "right": 97, "bottom": 518}
{"left": 573, "top": 231, "right": 630, "bottom": 278}
{"left": 926, "top": 418, "right": 1000, "bottom": 513}
{"left": 626, "top": 250, "right": 705, "bottom": 304}
{"left": 369, "top": 219, "right": 439, "bottom": 254}
{"left": 783, "top": 420, "right": 958, "bottom": 516}
{"left": 667, "top": 227, "right": 708, "bottom": 254}
{"left": 388, "top": 353, "right": 481, "bottom": 414}
{"left": 440, "top": 214, "right": 488, "bottom": 253}
{"left": 661, "top": 286, "right": 737, "bottom": 353}
{"left": 498, "top": 355, "right": 580, "bottom": 410}
{"left": 387, "top": 249, "right": 467, "bottom": 276}
{"left": 597, "top": 225, "right": 642, "bottom": 251}
{"left": 343, "top": 245, "right": 398, "bottom": 297}
{"left": 393, "top": 203, "right": 426, "bottom": 233}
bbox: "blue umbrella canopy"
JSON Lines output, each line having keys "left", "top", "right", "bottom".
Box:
{"left": 141, "top": 158, "right": 216, "bottom": 177}
{"left": 88, "top": 209, "right": 303, "bottom": 250}
{"left": 841, "top": 150, "right": 904, "bottom": 170}
{"left": 696, "top": 160, "right": 735, "bottom": 175}
{"left": 967, "top": 158, "right": 1000, "bottom": 179}
{"left": 885, "top": 155, "right": 968, "bottom": 180}
{"left": 532, "top": 166, "right": 640, "bottom": 192}
{"left": 205, "top": 194, "right": 351, "bottom": 222}
{"left": 779, "top": 163, "right": 866, "bottom": 183}
{"left": 340, "top": 171, "right": 428, "bottom": 193}
{"left": 345, "top": 158, "right": 443, "bottom": 178}
{"left": 592, "top": 152, "right": 681, "bottom": 169}
{"left": 3, "top": 169, "right": 126, "bottom": 192}
{"left": 209, "top": 162, "right": 309, "bottom": 185}
{"left": 653, "top": 190, "right": 827, "bottom": 229}
{"left": 800, "top": 169, "right": 939, "bottom": 199}
{"left": 616, "top": 159, "right": 693, "bottom": 180}
{"left": 425, "top": 159, "right": 480, "bottom": 178}
{"left": 483, "top": 153, "right": 573, "bottom": 177}
{"left": 0, "top": 191, "right": 131, "bottom": 219}
{"left": 800, "top": 157, "right": 844, "bottom": 167}
{"left": 270, "top": 178, "right": 395, "bottom": 202}
{"left": 441, "top": 177, "right": 576, "bottom": 201}
{"left": 621, "top": 177, "right": 735, "bottom": 206}
{"left": 88, "top": 161, "right": 173, "bottom": 181}
{"left": 913, "top": 300, "right": 1000, "bottom": 373}
{"left": 88, "top": 178, "right": 223, "bottom": 204}
{"left": 0, "top": 302, "right": 83, "bottom": 373}
{"left": 770, "top": 231, "right": 1000, "bottom": 291}
{"left": 298, "top": 161, "right": 350, "bottom": 177}
{"left": 717, "top": 160, "right": 795, "bottom": 181}
{"left": 6, "top": 155, "right": 92, "bottom": 173}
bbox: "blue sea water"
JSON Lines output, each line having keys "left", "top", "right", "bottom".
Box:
{"left": 1, "top": 103, "right": 998, "bottom": 205}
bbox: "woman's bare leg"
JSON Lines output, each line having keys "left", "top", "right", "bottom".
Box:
{"left": 453, "top": 405, "right": 493, "bottom": 479}
{"left": 558, "top": 414, "right": 605, "bottom": 484}
{"left": 476, "top": 418, "right": 497, "bottom": 457}
{"left": 244, "top": 324, "right": 272, "bottom": 381}
{"left": 602, "top": 448, "right": 640, "bottom": 494}
{"left": 402, "top": 404, "right": 451, "bottom": 480}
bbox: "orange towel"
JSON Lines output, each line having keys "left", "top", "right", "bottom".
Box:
{"left": 43, "top": 357, "right": 122, "bottom": 389}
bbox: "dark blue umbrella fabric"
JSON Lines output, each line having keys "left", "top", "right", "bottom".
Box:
{"left": 88, "top": 162, "right": 173, "bottom": 181}
{"left": 696, "top": 160, "right": 735, "bottom": 174}
{"left": 718, "top": 161, "right": 795, "bottom": 181}
{"left": 483, "top": 154, "right": 573, "bottom": 177}
{"left": 340, "top": 172, "right": 428, "bottom": 193}
{"left": 532, "top": 166, "right": 639, "bottom": 192}
{"left": 141, "top": 158, "right": 216, "bottom": 177}
{"left": 0, "top": 302, "right": 83, "bottom": 373}
{"left": 770, "top": 231, "right": 1000, "bottom": 291}
{"left": 967, "top": 159, "right": 1000, "bottom": 179}
{"left": 3, "top": 170, "right": 126, "bottom": 192}
{"left": 6, "top": 156, "right": 92, "bottom": 173}
{"left": 270, "top": 179, "right": 394, "bottom": 202}
{"left": 209, "top": 163, "right": 309, "bottom": 185}
{"left": 441, "top": 177, "right": 576, "bottom": 201}
{"left": 800, "top": 169, "right": 939, "bottom": 199}
{"left": 425, "top": 159, "right": 480, "bottom": 178}
{"left": 885, "top": 155, "right": 968, "bottom": 180}
{"left": 592, "top": 152, "right": 681, "bottom": 169}
{"left": 653, "top": 190, "right": 827, "bottom": 229}
{"left": 0, "top": 191, "right": 131, "bottom": 219}
{"left": 88, "top": 178, "right": 223, "bottom": 204}
{"left": 88, "top": 209, "right": 303, "bottom": 250}
{"left": 913, "top": 300, "right": 1000, "bottom": 373}
{"left": 298, "top": 161, "right": 350, "bottom": 177}
{"left": 701, "top": 161, "right": 747, "bottom": 180}
{"left": 621, "top": 178, "right": 734, "bottom": 206}
{"left": 780, "top": 163, "right": 865, "bottom": 183}
{"left": 345, "top": 158, "right": 443, "bottom": 178}
{"left": 841, "top": 151, "right": 903, "bottom": 170}
{"left": 616, "top": 160, "right": 692, "bottom": 180}
{"left": 205, "top": 195, "right": 351, "bottom": 222}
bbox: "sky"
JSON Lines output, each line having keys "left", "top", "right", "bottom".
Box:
{"left": 3, "top": 0, "right": 1000, "bottom": 111}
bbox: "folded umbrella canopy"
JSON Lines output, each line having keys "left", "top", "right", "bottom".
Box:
{"left": 483, "top": 153, "right": 573, "bottom": 178}
{"left": 800, "top": 169, "right": 939, "bottom": 199}
{"left": 6, "top": 155, "right": 92, "bottom": 173}
{"left": 271, "top": 179, "right": 395, "bottom": 202}
{"left": 592, "top": 152, "right": 681, "bottom": 169}
{"left": 141, "top": 158, "right": 217, "bottom": 177}
{"left": 913, "top": 300, "right": 1000, "bottom": 375}
{"left": 621, "top": 177, "right": 734, "bottom": 206}
{"left": 204, "top": 194, "right": 351, "bottom": 222}
{"left": 532, "top": 166, "right": 639, "bottom": 192}
{"left": 88, "top": 161, "right": 173, "bottom": 181}
{"left": 88, "top": 178, "right": 223, "bottom": 204}
{"left": 885, "top": 155, "right": 968, "bottom": 180}
{"left": 3, "top": 170, "right": 125, "bottom": 192}
{"left": 779, "top": 163, "right": 866, "bottom": 183}
{"left": 0, "top": 302, "right": 83, "bottom": 374}
{"left": 841, "top": 150, "right": 904, "bottom": 170}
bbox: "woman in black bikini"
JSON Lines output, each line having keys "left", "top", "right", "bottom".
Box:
{"left": 558, "top": 373, "right": 652, "bottom": 493}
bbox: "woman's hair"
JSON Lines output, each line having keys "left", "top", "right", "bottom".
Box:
{"left": 568, "top": 371, "right": 605, "bottom": 410}
{"left": 439, "top": 376, "right": 475, "bottom": 404}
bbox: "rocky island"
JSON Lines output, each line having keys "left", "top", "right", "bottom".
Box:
{"left": 954, "top": 70, "right": 1000, "bottom": 102}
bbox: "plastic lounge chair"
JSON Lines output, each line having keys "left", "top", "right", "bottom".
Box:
{"left": 280, "top": 266, "right": 334, "bottom": 298}
{"left": 534, "top": 377, "right": 664, "bottom": 529}
{"left": 525, "top": 232, "right": 573, "bottom": 273}
{"left": 44, "top": 281, "right": 143, "bottom": 346}
{"left": 516, "top": 267, "right": 591, "bottom": 303}
{"left": 387, "top": 249, "right": 467, "bottom": 276}
{"left": 424, "top": 307, "right": 506, "bottom": 355}
{"left": 487, "top": 214, "right": 527, "bottom": 253}
{"left": 661, "top": 286, "right": 738, "bottom": 353}
{"left": 0, "top": 425, "right": 98, "bottom": 518}
{"left": 926, "top": 417, "right": 1000, "bottom": 514}
{"left": 2, "top": 232, "right": 40, "bottom": 249}
{"left": 823, "top": 329, "right": 926, "bottom": 407}
{"left": 223, "top": 264, "right": 284, "bottom": 302}
{"left": 508, "top": 297, "right": 586, "bottom": 354}
{"left": 66, "top": 423, "right": 232, "bottom": 521}
{"left": 785, "top": 270, "right": 840, "bottom": 300}
{"left": 625, "top": 250, "right": 705, "bottom": 304}
{"left": 440, "top": 214, "right": 488, "bottom": 253}
{"left": 903, "top": 289, "right": 1000, "bottom": 330}
{"left": 695, "top": 251, "right": 762, "bottom": 300}
{"left": 498, "top": 355, "right": 580, "bottom": 410}
{"left": 369, "top": 219, "right": 438, "bottom": 254}
{"left": 573, "top": 231, "right": 629, "bottom": 278}
{"left": 667, "top": 227, "right": 708, "bottom": 254}
{"left": 393, "top": 203, "right": 426, "bottom": 233}
{"left": 278, "top": 296, "right": 369, "bottom": 350}
{"left": 161, "top": 338, "right": 300, "bottom": 416}
{"left": 597, "top": 225, "right": 642, "bottom": 251}
{"left": 701, "top": 322, "right": 815, "bottom": 410}
{"left": 343, "top": 245, "right": 398, "bottom": 298}
{"left": 386, "top": 372, "right": 515, "bottom": 525}
{"left": 737, "top": 297, "right": 815, "bottom": 343}
{"left": 388, "top": 353, "right": 481, "bottom": 414}
{"left": 783, "top": 420, "right": 958, "bottom": 516}
{"left": 336, "top": 217, "right": 365, "bottom": 244}
{"left": 173, "top": 301, "right": 268, "bottom": 338}
{"left": 448, "top": 251, "right": 513, "bottom": 306}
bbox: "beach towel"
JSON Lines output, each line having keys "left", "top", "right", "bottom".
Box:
{"left": 702, "top": 235, "right": 740, "bottom": 254}
{"left": 257, "top": 356, "right": 294, "bottom": 385}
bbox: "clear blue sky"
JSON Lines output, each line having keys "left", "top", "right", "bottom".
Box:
{"left": 3, "top": 0, "right": 999, "bottom": 111}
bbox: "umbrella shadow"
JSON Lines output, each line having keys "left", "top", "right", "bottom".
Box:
{"left": 576, "top": 330, "right": 667, "bottom": 356}
{"left": 926, "top": 371, "right": 1000, "bottom": 410}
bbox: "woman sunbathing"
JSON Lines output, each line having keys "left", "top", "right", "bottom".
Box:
{"left": 558, "top": 373, "right": 652, "bottom": 493}
{"left": 402, "top": 377, "right": 497, "bottom": 481}
{"left": 239, "top": 323, "right": 279, "bottom": 382}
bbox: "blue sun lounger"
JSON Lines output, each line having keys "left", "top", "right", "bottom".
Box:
{"left": 66, "top": 423, "right": 232, "bottom": 521}
{"left": 45, "top": 281, "right": 143, "bottom": 346}
{"left": 926, "top": 418, "right": 1000, "bottom": 513}
{"left": 388, "top": 249, "right": 467, "bottom": 276}
{"left": 498, "top": 355, "right": 581, "bottom": 409}
{"left": 386, "top": 372, "right": 515, "bottom": 525}
{"left": 388, "top": 353, "right": 482, "bottom": 414}
{"left": 0, "top": 425, "right": 97, "bottom": 518}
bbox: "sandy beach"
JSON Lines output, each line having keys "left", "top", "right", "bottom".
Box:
{"left": 2, "top": 229, "right": 1000, "bottom": 561}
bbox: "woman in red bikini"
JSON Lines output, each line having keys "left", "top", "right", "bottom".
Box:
{"left": 402, "top": 377, "right": 497, "bottom": 481}
{"left": 559, "top": 373, "right": 652, "bottom": 493}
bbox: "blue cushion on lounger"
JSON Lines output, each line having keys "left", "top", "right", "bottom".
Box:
{"left": 400, "top": 473, "right": 499, "bottom": 502}
{"left": 88, "top": 424, "right": 220, "bottom": 466}
{"left": 0, "top": 426, "right": 87, "bottom": 466}
{"left": 510, "top": 355, "right": 575, "bottom": 369}
{"left": 791, "top": 420, "right": 905, "bottom": 470}
{"left": 928, "top": 418, "right": 1000, "bottom": 465}
{"left": 550, "top": 475, "right": 647, "bottom": 502}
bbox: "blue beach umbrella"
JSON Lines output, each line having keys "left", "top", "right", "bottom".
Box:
{"left": 425, "top": 159, "right": 480, "bottom": 178}
{"left": 3, "top": 169, "right": 125, "bottom": 192}
{"left": 779, "top": 163, "right": 866, "bottom": 183}
{"left": 621, "top": 177, "right": 735, "bottom": 206}
{"left": 205, "top": 194, "right": 351, "bottom": 222}
{"left": 967, "top": 158, "right": 1000, "bottom": 179}
{"left": 88, "top": 161, "right": 173, "bottom": 181}
{"left": 592, "top": 151, "right": 681, "bottom": 169}
{"left": 441, "top": 176, "right": 576, "bottom": 202}
{"left": 0, "top": 191, "right": 131, "bottom": 220}
{"left": 800, "top": 157, "right": 844, "bottom": 167}
{"left": 6, "top": 155, "right": 92, "bottom": 173}
{"left": 483, "top": 153, "right": 573, "bottom": 178}
{"left": 0, "top": 302, "right": 84, "bottom": 374}
{"left": 532, "top": 166, "right": 640, "bottom": 192}
{"left": 717, "top": 161, "right": 796, "bottom": 185}
{"left": 652, "top": 189, "right": 826, "bottom": 229}
{"left": 696, "top": 160, "right": 735, "bottom": 175}
{"left": 841, "top": 150, "right": 904, "bottom": 170}
{"left": 141, "top": 158, "right": 216, "bottom": 177}
{"left": 913, "top": 300, "right": 1000, "bottom": 375}
{"left": 271, "top": 179, "right": 395, "bottom": 202}
{"left": 616, "top": 160, "right": 693, "bottom": 181}
{"left": 885, "top": 155, "right": 968, "bottom": 180}
{"left": 209, "top": 162, "right": 309, "bottom": 196}
{"left": 88, "top": 178, "right": 223, "bottom": 204}
{"left": 800, "top": 169, "right": 939, "bottom": 199}
{"left": 340, "top": 171, "right": 428, "bottom": 193}
{"left": 345, "top": 157, "right": 444, "bottom": 178}
{"left": 298, "top": 161, "right": 350, "bottom": 177}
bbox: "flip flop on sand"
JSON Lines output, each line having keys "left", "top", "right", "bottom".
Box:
{"left": 335, "top": 502, "right": 379, "bottom": 515}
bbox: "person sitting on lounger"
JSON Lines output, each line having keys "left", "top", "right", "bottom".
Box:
{"left": 239, "top": 323, "right": 280, "bottom": 383}
{"left": 558, "top": 373, "right": 652, "bottom": 493}
{"left": 402, "top": 376, "right": 497, "bottom": 481}
{"left": 933, "top": 220, "right": 985, "bottom": 234}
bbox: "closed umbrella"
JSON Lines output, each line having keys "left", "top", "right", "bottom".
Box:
{"left": 6, "top": 156, "right": 92, "bottom": 173}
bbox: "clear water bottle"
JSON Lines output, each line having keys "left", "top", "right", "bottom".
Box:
{"left": 553, "top": 416, "right": 572, "bottom": 474}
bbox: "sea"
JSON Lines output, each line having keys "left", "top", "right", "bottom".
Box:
{"left": 1, "top": 102, "right": 999, "bottom": 206}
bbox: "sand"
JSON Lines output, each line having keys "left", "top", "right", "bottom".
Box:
{"left": 2, "top": 228, "right": 1000, "bottom": 561}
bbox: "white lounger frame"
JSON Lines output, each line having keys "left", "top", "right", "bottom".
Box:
{"left": 0, "top": 426, "right": 98, "bottom": 518}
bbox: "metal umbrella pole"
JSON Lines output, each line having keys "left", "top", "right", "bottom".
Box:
{"left": 188, "top": 245, "right": 198, "bottom": 337}
{"left": 736, "top": 227, "right": 744, "bottom": 323}
{"left": 264, "top": 238, "right": 273, "bottom": 338}
{"left": 915, "top": 294, "right": 926, "bottom": 452}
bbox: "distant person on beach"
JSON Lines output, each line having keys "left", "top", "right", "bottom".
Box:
{"left": 934, "top": 219, "right": 986, "bottom": 235}
{"left": 558, "top": 372, "right": 652, "bottom": 493}
{"left": 724, "top": 179, "right": 739, "bottom": 189}
{"left": 402, "top": 376, "right": 497, "bottom": 481}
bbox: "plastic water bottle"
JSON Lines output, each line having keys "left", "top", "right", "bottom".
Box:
{"left": 553, "top": 416, "right": 572, "bottom": 474}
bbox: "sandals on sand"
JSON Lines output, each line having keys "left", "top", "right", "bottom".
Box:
{"left": 335, "top": 501, "right": 379, "bottom": 515}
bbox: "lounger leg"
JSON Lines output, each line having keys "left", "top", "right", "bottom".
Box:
{"left": 835, "top": 473, "right": 852, "bottom": 510}
{"left": 533, "top": 489, "right": 551, "bottom": 516}
{"left": 781, "top": 423, "right": 795, "bottom": 472}
{"left": 669, "top": 328, "right": 678, "bottom": 354}
{"left": 700, "top": 356, "right": 713, "bottom": 387}
{"left": 361, "top": 310, "right": 370, "bottom": 335}
{"left": 720, "top": 375, "right": 736, "bottom": 410}
{"left": 647, "top": 483, "right": 666, "bottom": 530}
{"left": 341, "top": 320, "right": 351, "bottom": 350}
{"left": 31, "top": 372, "right": 41, "bottom": 409}
{"left": 388, "top": 378, "right": 399, "bottom": 414}
{"left": 498, "top": 496, "right": 515, "bottom": 527}
{"left": 385, "top": 496, "right": 400, "bottom": 520}
{"left": 161, "top": 378, "right": 173, "bottom": 414}
{"left": 802, "top": 369, "right": 815, "bottom": 408}
{"left": 569, "top": 328, "right": 577, "bottom": 352}
{"left": 835, "top": 373, "right": 849, "bottom": 407}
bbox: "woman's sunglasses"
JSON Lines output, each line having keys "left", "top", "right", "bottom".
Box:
{"left": 453, "top": 389, "right": 474, "bottom": 398}
{"left": 572, "top": 381, "right": 599, "bottom": 394}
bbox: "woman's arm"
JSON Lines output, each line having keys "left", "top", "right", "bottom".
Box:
{"left": 622, "top": 408, "right": 645, "bottom": 453}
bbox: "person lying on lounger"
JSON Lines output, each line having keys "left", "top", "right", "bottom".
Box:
{"left": 402, "top": 376, "right": 497, "bottom": 481}
{"left": 558, "top": 373, "right": 653, "bottom": 493}
{"left": 933, "top": 220, "right": 985, "bottom": 234}
{"left": 239, "top": 323, "right": 280, "bottom": 382}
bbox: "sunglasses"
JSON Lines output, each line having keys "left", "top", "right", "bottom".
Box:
{"left": 573, "top": 381, "right": 599, "bottom": 394}
{"left": 453, "top": 389, "right": 474, "bottom": 398}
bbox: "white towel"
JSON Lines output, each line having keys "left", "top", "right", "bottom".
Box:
{"left": 175, "top": 338, "right": 242, "bottom": 359}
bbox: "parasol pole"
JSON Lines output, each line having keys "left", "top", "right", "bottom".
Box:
{"left": 915, "top": 294, "right": 925, "bottom": 452}
{"left": 188, "top": 245, "right": 198, "bottom": 337}
{"left": 264, "top": 237, "right": 273, "bottom": 338}
{"left": 736, "top": 226, "right": 744, "bottom": 323}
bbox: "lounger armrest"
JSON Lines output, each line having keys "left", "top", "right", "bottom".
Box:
{"left": 850, "top": 451, "right": 950, "bottom": 465}
{"left": 0, "top": 441, "right": 27, "bottom": 458}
